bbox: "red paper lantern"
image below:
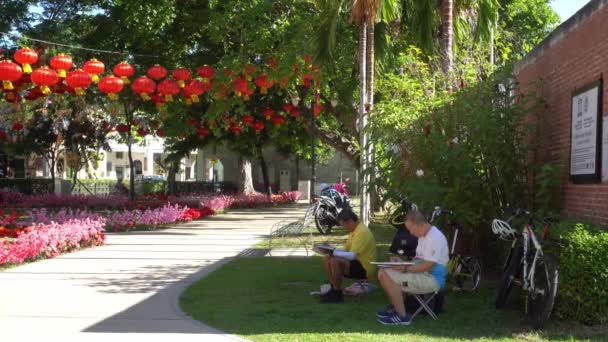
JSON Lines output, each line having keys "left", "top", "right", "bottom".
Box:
{"left": 50, "top": 54, "right": 73, "bottom": 78}
{"left": 271, "top": 115, "right": 285, "bottom": 127}
{"left": 116, "top": 124, "right": 129, "bottom": 133}
{"left": 83, "top": 59, "right": 105, "bottom": 83}
{"left": 196, "top": 127, "right": 209, "bottom": 137}
{"left": 14, "top": 48, "right": 38, "bottom": 74}
{"left": 113, "top": 62, "right": 135, "bottom": 84}
{"left": 4, "top": 91, "right": 21, "bottom": 103}
{"left": 172, "top": 67, "right": 191, "bottom": 88}
{"left": 31, "top": 66, "right": 59, "bottom": 94}
{"left": 314, "top": 103, "right": 323, "bottom": 117}
{"left": 302, "top": 73, "right": 313, "bottom": 87}
{"left": 263, "top": 108, "right": 275, "bottom": 120}
{"left": 131, "top": 76, "right": 156, "bottom": 100}
{"left": 242, "top": 115, "right": 254, "bottom": 126}
{"left": 254, "top": 73, "right": 274, "bottom": 94}
{"left": 289, "top": 107, "right": 300, "bottom": 118}
{"left": 232, "top": 77, "right": 251, "bottom": 99}
{"left": 151, "top": 93, "right": 165, "bottom": 109}
{"left": 228, "top": 124, "right": 241, "bottom": 135}
{"left": 66, "top": 69, "right": 92, "bottom": 95}
{"left": 0, "top": 130, "right": 6, "bottom": 141}
{"left": 25, "top": 86, "right": 43, "bottom": 101}
{"left": 147, "top": 64, "right": 167, "bottom": 80}
{"left": 0, "top": 60, "right": 23, "bottom": 90}
{"left": 156, "top": 128, "right": 166, "bottom": 137}
{"left": 157, "top": 79, "right": 180, "bottom": 102}
{"left": 98, "top": 75, "right": 124, "bottom": 100}
{"left": 12, "top": 122, "right": 23, "bottom": 131}
{"left": 100, "top": 121, "right": 110, "bottom": 130}
{"left": 183, "top": 79, "right": 205, "bottom": 104}
{"left": 252, "top": 120, "right": 265, "bottom": 133}
{"left": 137, "top": 127, "right": 149, "bottom": 137}
{"left": 197, "top": 65, "right": 215, "bottom": 81}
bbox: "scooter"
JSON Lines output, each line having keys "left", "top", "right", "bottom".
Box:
{"left": 312, "top": 187, "right": 351, "bottom": 235}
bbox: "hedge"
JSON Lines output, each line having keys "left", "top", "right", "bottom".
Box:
{"left": 554, "top": 222, "right": 608, "bottom": 325}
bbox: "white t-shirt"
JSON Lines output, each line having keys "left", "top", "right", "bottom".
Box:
{"left": 415, "top": 226, "right": 449, "bottom": 266}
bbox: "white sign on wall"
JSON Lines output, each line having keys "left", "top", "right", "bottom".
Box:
{"left": 570, "top": 80, "right": 602, "bottom": 183}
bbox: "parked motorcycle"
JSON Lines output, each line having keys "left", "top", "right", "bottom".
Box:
{"left": 312, "top": 187, "right": 351, "bottom": 235}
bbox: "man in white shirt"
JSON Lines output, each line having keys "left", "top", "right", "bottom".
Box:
{"left": 376, "top": 210, "right": 449, "bottom": 325}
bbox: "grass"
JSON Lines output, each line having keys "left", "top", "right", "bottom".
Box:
{"left": 181, "top": 221, "right": 605, "bottom": 342}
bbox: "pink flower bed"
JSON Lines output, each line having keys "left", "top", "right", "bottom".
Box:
{"left": 0, "top": 189, "right": 128, "bottom": 209}
{"left": 0, "top": 217, "right": 106, "bottom": 267}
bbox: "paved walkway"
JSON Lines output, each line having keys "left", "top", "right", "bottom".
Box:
{"left": 0, "top": 205, "right": 308, "bottom": 341}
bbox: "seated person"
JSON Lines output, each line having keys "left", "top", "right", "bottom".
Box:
{"left": 320, "top": 209, "right": 377, "bottom": 303}
{"left": 376, "top": 210, "right": 449, "bottom": 325}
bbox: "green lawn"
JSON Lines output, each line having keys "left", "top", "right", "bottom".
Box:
{"left": 181, "top": 223, "right": 603, "bottom": 342}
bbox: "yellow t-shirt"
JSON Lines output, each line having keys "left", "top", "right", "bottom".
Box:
{"left": 344, "top": 222, "right": 377, "bottom": 277}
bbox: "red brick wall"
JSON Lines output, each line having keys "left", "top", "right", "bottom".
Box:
{"left": 515, "top": 1, "right": 608, "bottom": 223}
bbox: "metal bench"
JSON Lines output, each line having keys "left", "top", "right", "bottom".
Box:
{"left": 268, "top": 205, "right": 316, "bottom": 256}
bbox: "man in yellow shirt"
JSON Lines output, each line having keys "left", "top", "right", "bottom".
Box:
{"left": 321, "top": 210, "right": 377, "bottom": 303}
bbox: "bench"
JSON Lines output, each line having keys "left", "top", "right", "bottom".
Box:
{"left": 268, "top": 204, "right": 316, "bottom": 256}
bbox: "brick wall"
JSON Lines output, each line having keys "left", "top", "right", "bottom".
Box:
{"left": 515, "top": 0, "right": 608, "bottom": 223}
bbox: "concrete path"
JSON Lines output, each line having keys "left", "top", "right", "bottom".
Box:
{"left": 0, "top": 205, "right": 307, "bottom": 342}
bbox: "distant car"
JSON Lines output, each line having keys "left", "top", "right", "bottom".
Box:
{"left": 143, "top": 175, "right": 166, "bottom": 181}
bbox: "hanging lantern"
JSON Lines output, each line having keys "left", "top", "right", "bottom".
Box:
{"left": 100, "top": 121, "right": 110, "bottom": 130}
{"left": 252, "top": 120, "right": 264, "bottom": 133}
{"left": 137, "top": 127, "right": 149, "bottom": 137}
{"left": 196, "top": 127, "right": 209, "bottom": 137}
{"left": 49, "top": 54, "right": 73, "bottom": 78}
{"left": 197, "top": 65, "right": 215, "bottom": 81}
{"left": 12, "top": 122, "right": 24, "bottom": 131}
{"left": 98, "top": 75, "right": 124, "bottom": 100}
{"left": 25, "top": 86, "right": 43, "bottom": 101}
{"left": 151, "top": 93, "right": 165, "bottom": 109}
{"left": 254, "top": 73, "right": 274, "bottom": 94}
{"left": 147, "top": 64, "right": 168, "bottom": 80}
{"left": 156, "top": 128, "right": 166, "bottom": 137}
{"left": 66, "top": 69, "right": 92, "bottom": 95}
{"left": 183, "top": 79, "right": 204, "bottom": 104}
{"left": 31, "top": 66, "right": 59, "bottom": 94}
{"left": 0, "top": 60, "right": 23, "bottom": 90}
{"left": 4, "top": 91, "right": 21, "bottom": 103}
{"left": 228, "top": 124, "right": 241, "bottom": 135}
{"left": 157, "top": 79, "right": 180, "bottom": 102}
{"left": 116, "top": 124, "right": 129, "bottom": 133}
{"left": 271, "top": 115, "right": 285, "bottom": 127}
{"left": 14, "top": 48, "right": 38, "bottom": 74}
{"left": 83, "top": 59, "right": 105, "bottom": 83}
{"left": 232, "top": 77, "right": 251, "bottom": 99}
{"left": 263, "top": 108, "right": 275, "bottom": 120}
{"left": 131, "top": 76, "right": 156, "bottom": 100}
{"left": 172, "top": 67, "right": 191, "bottom": 88}
{"left": 302, "top": 73, "right": 313, "bottom": 87}
{"left": 113, "top": 62, "right": 135, "bottom": 84}
{"left": 0, "top": 130, "right": 6, "bottom": 141}
{"left": 242, "top": 115, "right": 254, "bottom": 126}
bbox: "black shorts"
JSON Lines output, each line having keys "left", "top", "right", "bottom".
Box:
{"left": 346, "top": 260, "right": 367, "bottom": 279}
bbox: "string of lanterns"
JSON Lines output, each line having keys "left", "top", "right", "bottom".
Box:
{"left": 0, "top": 47, "right": 331, "bottom": 140}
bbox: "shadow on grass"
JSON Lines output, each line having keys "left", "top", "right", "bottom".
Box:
{"left": 180, "top": 257, "right": 605, "bottom": 342}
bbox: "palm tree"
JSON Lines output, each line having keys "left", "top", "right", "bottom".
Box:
{"left": 441, "top": 0, "right": 454, "bottom": 75}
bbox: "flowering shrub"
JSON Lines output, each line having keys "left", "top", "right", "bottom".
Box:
{"left": 0, "top": 189, "right": 128, "bottom": 209}
{"left": 0, "top": 217, "right": 106, "bottom": 267}
{"left": 180, "top": 207, "right": 216, "bottom": 221}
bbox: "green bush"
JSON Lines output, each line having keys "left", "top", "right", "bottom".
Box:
{"left": 142, "top": 180, "right": 166, "bottom": 195}
{"left": 555, "top": 222, "right": 608, "bottom": 324}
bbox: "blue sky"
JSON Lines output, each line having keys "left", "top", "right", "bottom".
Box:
{"left": 550, "top": 0, "right": 592, "bottom": 23}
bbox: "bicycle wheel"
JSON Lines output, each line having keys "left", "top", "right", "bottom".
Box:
{"left": 496, "top": 243, "right": 523, "bottom": 309}
{"left": 526, "top": 254, "right": 558, "bottom": 329}
{"left": 455, "top": 256, "right": 482, "bottom": 291}
{"left": 314, "top": 206, "right": 334, "bottom": 235}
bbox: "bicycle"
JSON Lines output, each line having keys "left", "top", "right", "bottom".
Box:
{"left": 492, "top": 209, "right": 559, "bottom": 329}
{"left": 386, "top": 196, "right": 418, "bottom": 229}
{"left": 430, "top": 207, "right": 482, "bottom": 291}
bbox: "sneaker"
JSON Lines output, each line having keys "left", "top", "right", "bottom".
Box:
{"left": 376, "top": 304, "right": 396, "bottom": 318}
{"left": 377, "top": 313, "right": 412, "bottom": 326}
{"left": 320, "top": 289, "right": 343, "bottom": 303}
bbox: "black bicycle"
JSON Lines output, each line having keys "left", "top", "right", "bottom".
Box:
{"left": 492, "top": 209, "right": 559, "bottom": 329}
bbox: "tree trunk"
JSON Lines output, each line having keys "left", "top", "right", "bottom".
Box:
{"left": 295, "top": 155, "right": 300, "bottom": 192}
{"left": 358, "top": 22, "right": 370, "bottom": 225}
{"left": 367, "top": 22, "right": 382, "bottom": 213}
{"left": 441, "top": 0, "right": 454, "bottom": 83}
{"left": 127, "top": 129, "right": 136, "bottom": 201}
{"left": 258, "top": 146, "right": 272, "bottom": 196}
{"left": 167, "top": 160, "right": 179, "bottom": 195}
{"left": 238, "top": 156, "right": 255, "bottom": 194}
